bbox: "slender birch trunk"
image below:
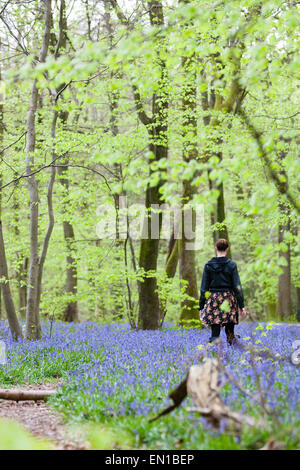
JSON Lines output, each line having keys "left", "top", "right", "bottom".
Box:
{"left": 50, "top": 0, "right": 79, "bottom": 322}
{"left": 179, "top": 52, "right": 199, "bottom": 324}
{"left": 276, "top": 144, "right": 292, "bottom": 319}
{"left": 25, "top": 0, "right": 51, "bottom": 340}
{"left": 56, "top": 125, "right": 79, "bottom": 322}
{"left": 35, "top": 111, "right": 57, "bottom": 322}
{"left": 12, "top": 193, "right": 28, "bottom": 320}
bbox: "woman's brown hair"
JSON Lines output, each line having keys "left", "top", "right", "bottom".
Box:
{"left": 215, "top": 238, "right": 229, "bottom": 252}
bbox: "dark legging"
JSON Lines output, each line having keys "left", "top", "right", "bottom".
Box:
{"left": 211, "top": 322, "right": 235, "bottom": 340}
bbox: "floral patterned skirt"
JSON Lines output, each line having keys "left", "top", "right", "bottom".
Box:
{"left": 200, "top": 291, "right": 239, "bottom": 326}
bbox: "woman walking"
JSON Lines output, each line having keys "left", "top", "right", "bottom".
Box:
{"left": 199, "top": 238, "right": 246, "bottom": 344}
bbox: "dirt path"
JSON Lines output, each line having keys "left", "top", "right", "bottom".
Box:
{"left": 0, "top": 383, "right": 89, "bottom": 450}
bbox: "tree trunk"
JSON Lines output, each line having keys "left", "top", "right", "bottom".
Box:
{"left": 49, "top": 3, "right": 78, "bottom": 323}
{"left": 109, "top": 1, "right": 169, "bottom": 330}
{"left": 56, "top": 148, "right": 79, "bottom": 322}
{"left": 165, "top": 235, "right": 181, "bottom": 279}
{"left": 179, "top": 190, "right": 199, "bottom": 323}
{"left": 203, "top": 48, "right": 244, "bottom": 255}
{"left": 138, "top": 170, "right": 166, "bottom": 329}
{"left": 0, "top": 221, "right": 23, "bottom": 340}
{"left": 35, "top": 111, "right": 57, "bottom": 322}
{"left": 179, "top": 52, "right": 199, "bottom": 323}
{"left": 136, "top": 1, "right": 168, "bottom": 330}
{"left": 12, "top": 192, "right": 28, "bottom": 320}
{"left": 104, "top": 3, "right": 125, "bottom": 315}
{"left": 62, "top": 217, "right": 79, "bottom": 322}
{"left": 276, "top": 219, "right": 292, "bottom": 319}
{"left": 25, "top": 0, "right": 52, "bottom": 340}
{"left": 276, "top": 198, "right": 292, "bottom": 319}
{"left": 25, "top": 115, "right": 40, "bottom": 339}
{"left": 19, "top": 258, "right": 28, "bottom": 320}
{"left": 55, "top": 112, "right": 79, "bottom": 323}
{"left": 214, "top": 173, "right": 231, "bottom": 252}
{"left": 276, "top": 145, "right": 292, "bottom": 319}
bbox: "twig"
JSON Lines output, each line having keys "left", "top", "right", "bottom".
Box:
{"left": 0, "top": 131, "right": 27, "bottom": 155}
{"left": 252, "top": 111, "right": 300, "bottom": 120}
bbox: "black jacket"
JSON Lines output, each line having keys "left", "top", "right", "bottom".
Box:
{"left": 199, "top": 256, "right": 244, "bottom": 310}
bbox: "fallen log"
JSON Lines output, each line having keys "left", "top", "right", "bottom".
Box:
{"left": 0, "top": 389, "right": 57, "bottom": 401}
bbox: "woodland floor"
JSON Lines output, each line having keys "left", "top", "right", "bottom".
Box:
{"left": 0, "top": 383, "right": 88, "bottom": 450}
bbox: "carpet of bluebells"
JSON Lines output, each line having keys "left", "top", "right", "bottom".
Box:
{"left": 0, "top": 320, "right": 299, "bottom": 449}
